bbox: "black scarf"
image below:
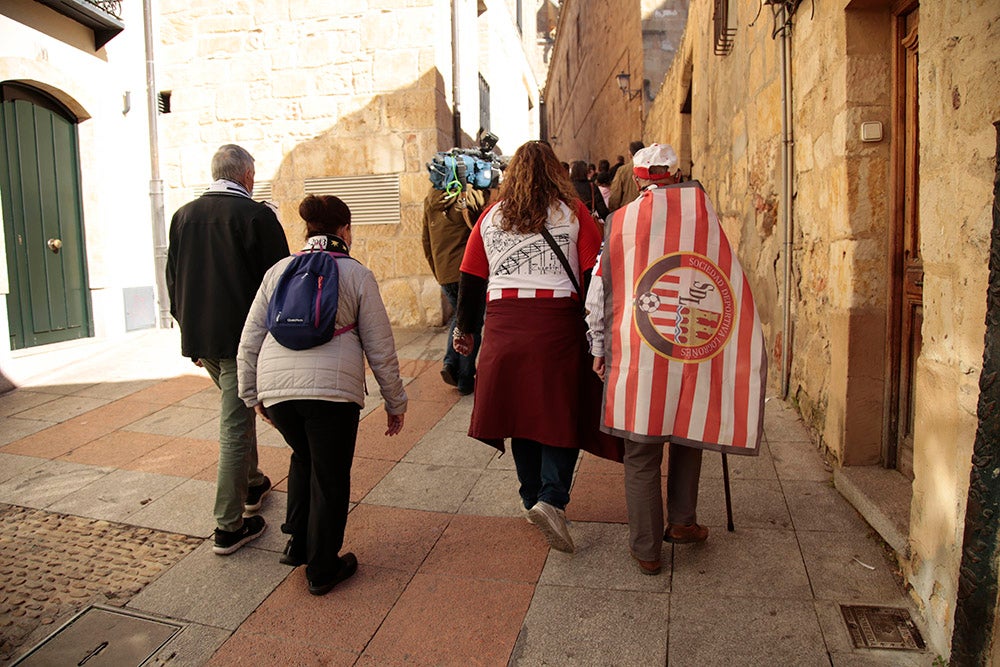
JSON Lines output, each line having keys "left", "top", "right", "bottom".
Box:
{"left": 303, "top": 234, "right": 350, "bottom": 255}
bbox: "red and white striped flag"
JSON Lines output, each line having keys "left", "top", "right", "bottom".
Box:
{"left": 599, "top": 183, "right": 767, "bottom": 454}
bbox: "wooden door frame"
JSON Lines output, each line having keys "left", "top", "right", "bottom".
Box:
{"left": 882, "top": 0, "right": 919, "bottom": 468}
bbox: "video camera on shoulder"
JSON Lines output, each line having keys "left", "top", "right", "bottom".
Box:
{"left": 427, "top": 132, "right": 506, "bottom": 193}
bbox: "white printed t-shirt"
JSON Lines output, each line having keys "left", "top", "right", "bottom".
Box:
{"left": 460, "top": 198, "right": 602, "bottom": 301}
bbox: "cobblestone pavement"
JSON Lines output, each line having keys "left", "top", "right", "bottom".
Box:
{"left": 0, "top": 504, "right": 200, "bottom": 663}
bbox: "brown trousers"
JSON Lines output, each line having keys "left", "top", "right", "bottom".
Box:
{"left": 623, "top": 440, "right": 703, "bottom": 561}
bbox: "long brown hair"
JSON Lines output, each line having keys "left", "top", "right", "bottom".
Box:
{"left": 496, "top": 141, "right": 578, "bottom": 234}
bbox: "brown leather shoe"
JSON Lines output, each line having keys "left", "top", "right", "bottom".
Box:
{"left": 631, "top": 553, "right": 662, "bottom": 575}
{"left": 664, "top": 522, "right": 709, "bottom": 544}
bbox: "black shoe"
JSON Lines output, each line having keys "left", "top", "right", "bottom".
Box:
{"left": 457, "top": 384, "right": 474, "bottom": 396}
{"left": 440, "top": 366, "right": 458, "bottom": 387}
{"left": 213, "top": 515, "right": 266, "bottom": 555}
{"left": 245, "top": 476, "right": 272, "bottom": 512}
{"left": 308, "top": 553, "right": 358, "bottom": 595}
{"left": 279, "top": 537, "right": 306, "bottom": 566}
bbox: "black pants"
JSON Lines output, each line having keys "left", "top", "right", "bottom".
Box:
{"left": 266, "top": 400, "right": 360, "bottom": 582}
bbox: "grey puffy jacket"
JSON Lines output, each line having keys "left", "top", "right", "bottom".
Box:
{"left": 237, "top": 253, "right": 407, "bottom": 415}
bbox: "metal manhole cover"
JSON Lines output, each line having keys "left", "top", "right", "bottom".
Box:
{"left": 12, "top": 605, "right": 183, "bottom": 666}
{"left": 840, "top": 604, "right": 926, "bottom": 651}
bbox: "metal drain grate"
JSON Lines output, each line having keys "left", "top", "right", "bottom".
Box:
{"left": 840, "top": 604, "right": 926, "bottom": 651}
{"left": 12, "top": 605, "right": 183, "bottom": 666}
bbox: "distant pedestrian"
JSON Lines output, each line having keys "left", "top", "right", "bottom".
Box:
{"left": 586, "top": 143, "right": 766, "bottom": 575}
{"left": 596, "top": 171, "right": 612, "bottom": 208}
{"left": 166, "top": 144, "right": 290, "bottom": 555}
{"left": 607, "top": 141, "right": 644, "bottom": 211}
{"left": 238, "top": 194, "right": 407, "bottom": 595}
{"left": 570, "top": 160, "right": 609, "bottom": 223}
{"left": 609, "top": 154, "right": 626, "bottom": 178}
{"left": 453, "top": 140, "right": 623, "bottom": 554}
{"left": 422, "top": 182, "right": 486, "bottom": 395}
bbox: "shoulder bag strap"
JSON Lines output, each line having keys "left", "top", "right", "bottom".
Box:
{"left": 539, "top": 226, "right": 582, "bottom": 298}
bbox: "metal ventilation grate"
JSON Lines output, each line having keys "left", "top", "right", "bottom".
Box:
{"left": 252, "top": 181, "right": 272, "bottom": 200}
{"left": 304, "top": 174, "right": 401, "bottom": 226}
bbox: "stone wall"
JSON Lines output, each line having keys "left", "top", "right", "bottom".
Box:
{"left": 157, "top": 0, "right": 538, "bottom": 327}
{"left": 543, "top": 0, "right": 644, "bottom": 163}
{"left": 907, "top": 0, "right": 999, "bottom": 652}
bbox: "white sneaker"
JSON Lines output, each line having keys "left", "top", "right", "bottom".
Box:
{"left": 527, "top": 501, "right": 575, "bottom": 553}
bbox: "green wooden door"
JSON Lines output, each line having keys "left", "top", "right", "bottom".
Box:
{"left": 1, "top": 87, "right": 92, "bottom": 350}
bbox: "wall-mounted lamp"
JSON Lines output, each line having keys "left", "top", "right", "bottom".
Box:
{"left": 616, "top": 71, "right": 642, "bottom": 101}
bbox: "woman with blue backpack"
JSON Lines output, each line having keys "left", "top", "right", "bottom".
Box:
{"left": 237, "top": 194, "right": 407, "bottom": 596}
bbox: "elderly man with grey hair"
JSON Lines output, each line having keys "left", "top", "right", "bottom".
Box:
{"left": 167, "top": 144, "right": 290, "bottom": 555}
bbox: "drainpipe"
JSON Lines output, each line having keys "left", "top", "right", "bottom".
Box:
{"left": 451, "top": 0, "right": 462, "bottom": 147}
{"left": 778, "top": 3, "right": 795, "bottom": 399}
{"left": 143, "top": 0, "right": 170, "bottom": 328}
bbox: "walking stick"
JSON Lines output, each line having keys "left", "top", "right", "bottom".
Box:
{"left": 722, "top": 453, "right": 735, "bottom": 531}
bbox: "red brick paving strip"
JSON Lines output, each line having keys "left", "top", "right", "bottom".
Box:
{"left": 0, "top": 504, "right": 201, "bottom": 663}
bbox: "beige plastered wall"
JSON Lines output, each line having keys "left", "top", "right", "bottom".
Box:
{"left": 644, "top": 0, "right": 999, "bottom": 655}
{"left": 906, "top": 0, "right": 998, "bottom": 653}
{"left": 156, "top": 0, "right": 538, "bottom": 327}
{"left": 0, "top": 0, "right": 156, "bottom": 349}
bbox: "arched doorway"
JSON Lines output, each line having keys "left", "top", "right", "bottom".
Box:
{"left": 0, "top": 81, "right": 92, "bottom": 349}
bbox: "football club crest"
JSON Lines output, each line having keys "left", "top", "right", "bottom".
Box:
{"left": 632, "top": 252, "right": 735, "bottom": 362}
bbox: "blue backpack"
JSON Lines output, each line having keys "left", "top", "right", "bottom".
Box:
{"left": 266, "top": 251, "right": 356, "bottom": 350}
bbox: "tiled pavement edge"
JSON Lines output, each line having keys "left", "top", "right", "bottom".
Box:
{"left": 0, "top": 328, "right": 936, "bottom": 665}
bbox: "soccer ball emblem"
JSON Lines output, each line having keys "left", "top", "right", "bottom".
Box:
{"left": 636, "top": 291, "right": 661, "bottom": 313}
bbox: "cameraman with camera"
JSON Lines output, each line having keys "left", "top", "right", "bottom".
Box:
{"left": 422, "top": 138, "right": 498, "bottom": 394}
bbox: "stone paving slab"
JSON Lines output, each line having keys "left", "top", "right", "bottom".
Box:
{"left": 538, "top": 521, "right": 672, "bottom": 593}
{"left": 511, "top": 585, "right": 670, "bottom": 665}
{"left": 0, "top": 459, "right": 113, "bottom": 510}
{"left": 363, "top": 461, "right": 483, "bottom": 513}
{"left": 0, "top": 452, "right": 43, "bottom": 484}
{"left": 45, "top": 468, "right": 187, "bottom": 524}
{"left": 784, "top": 478, "right": 874, "bottom": 533}
{"left": 797, "top": 530, "right": 905, "bottom": 603}
{"left": 0, "top": 390, "right": 60, "bottom": 417}
{"left": 457, "top": 468, "right": 524, "bottom": 517}
{"left": 669, "top": 594, "right": 830, "bottom": 666}
{"left": 147, "top": 621, "right": 233, "bottom": 667}
{"left": 127, "top": 541, "right": 291, "bottom": 631}
{"left": 0, "top": 504, "right": 200, "bottom": 664}
{"left": 126, "top": 478, "right": 216, "bottom": 538}
{"left": 12, "top": 395, "right": 110, "bottom": 423}
{"left": 0, "top": 416, "right": 53, "bottom": 446}
{"left": 671, "top": 527, "right": 813, "bottom": 599}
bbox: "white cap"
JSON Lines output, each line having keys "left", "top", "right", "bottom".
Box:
{"left": 632, "top": 143, "right": 679, "bottom": 180}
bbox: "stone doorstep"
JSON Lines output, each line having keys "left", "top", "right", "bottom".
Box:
{"left": 833, "top": 465, "right": 911, "bottom": 558}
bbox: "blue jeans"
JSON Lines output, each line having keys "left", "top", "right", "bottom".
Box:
{"left": 200, "top": 358, "right": 265, "bottom": 532}
{"left": 442, "top": 282, "right": 480, "bottom": 392}
{"left": 510, "top": 438, "right": 579, "bottom": 510}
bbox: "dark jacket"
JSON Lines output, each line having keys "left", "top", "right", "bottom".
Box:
{"left": 572, "top": 178, "right": 609, "bottom": 220}
{"left": 166, "top": 191, "right": 289, "bottom": 360}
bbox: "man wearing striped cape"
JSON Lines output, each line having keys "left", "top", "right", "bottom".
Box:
{"left": 585, "top": 144, "right": 767, "bottom": 575}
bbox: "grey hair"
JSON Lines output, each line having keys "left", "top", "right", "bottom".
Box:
{"left": 210, "top": 144, "right": 255, "bottom": 181}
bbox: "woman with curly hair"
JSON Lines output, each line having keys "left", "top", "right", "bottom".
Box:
{"left": 453, "top": 141, "right": 622, "bottom": 554}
